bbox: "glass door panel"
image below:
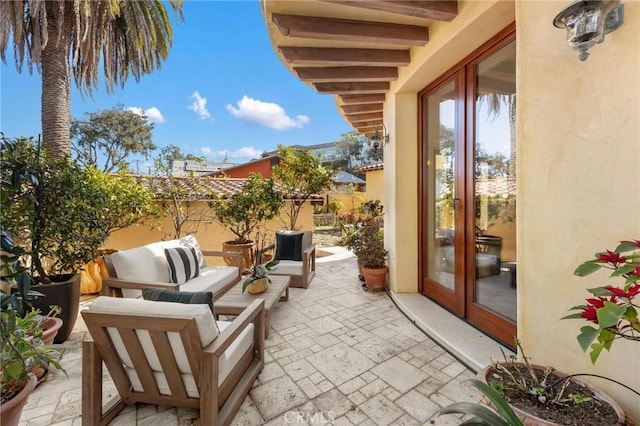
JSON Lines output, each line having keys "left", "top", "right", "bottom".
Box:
{"left": 472, "top": 40, "right": 517, "bottom": 322}
{"left": 422, "top": 79, "right": 461, "bottom": 312}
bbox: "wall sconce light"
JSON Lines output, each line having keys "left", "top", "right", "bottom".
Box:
{"left": 553, "top": 0, "right": 624, "bottom": 61}
{"left": 369, "top": 125, "right": 389, "bottom": 150}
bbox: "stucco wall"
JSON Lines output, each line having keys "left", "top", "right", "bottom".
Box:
{"left": 323, "top": 191, "right": 366, "bottom": 216}
{"left": 365, "top": 169, "right": 385, "bottom": 205}
{"left": 104, "top": 201, "right": 315, "bottom": 266}
{"left": 517, "top": 0, "right": 640, "bottom": 419}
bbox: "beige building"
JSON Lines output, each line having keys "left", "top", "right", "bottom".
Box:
{"left": 261, "top": 0, "right": 640, "bottom": 419}
{"left": 357, "top": 163, "right": 384, "bottom": 205}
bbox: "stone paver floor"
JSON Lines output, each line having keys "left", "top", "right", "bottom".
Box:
{"left": 19, "top": 255, "right": 481, "bottom": 425}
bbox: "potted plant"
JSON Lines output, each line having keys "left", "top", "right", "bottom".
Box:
{"left": 345, "top": 200, "right": 387, "bottom": 291}
{"left": 476, "top": 339, "right": 626, "bottom": 425}
{"left": 211, "top": 173, "right": 283, "bottom": 269}
{"left": 242, "top": 234, "right": 279, "bottom": 295}
{"left": 0, "top": 308, "right": 65, "bottom": 426}
{"left": 0, "top": 136, "right": 111, "bottom": 342}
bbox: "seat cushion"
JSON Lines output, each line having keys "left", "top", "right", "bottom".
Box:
{"left": 275, "top": 232, "right": 304, "bottom": 261}
{"left": 269, "top": 260, "right": 303, "bottom": 276}
{"left": 164, "top": 246, "right": 200, "bottom": 284}
{"left": 126, "top": 320, "right": 254, "bottom": 397}
{"left": 180, "top": 266, "right": 239, "bottom": 293}
{"left": 87, "top": 296, "right": 219, "bottom": 374}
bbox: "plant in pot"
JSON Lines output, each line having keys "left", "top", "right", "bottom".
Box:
{"left": 0, "top": 304, "right": 65, "bottom": 426}
{"left": 0, "top": 136, "right": 111, "bottom": 343}
{"left": 211, "top": 173, "right": 284, "bottom": 269}
{"left": 476, "top": 339, "right": 627, "bottom": 425}
{"left": 242, "top": 231, "right": 279, "bottom": 295}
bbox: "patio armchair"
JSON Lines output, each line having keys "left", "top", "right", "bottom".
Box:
{"left": 81, "top": 296, "right": 265, "bottom": 426}
{"left": 259, "top": 230, "right": 316, "bottom": 288}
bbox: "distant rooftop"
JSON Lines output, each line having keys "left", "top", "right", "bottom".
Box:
{"left": 171, "top": 160, "right": 237, "bottom": 176}
{"left": 334, "top": 170, "right": 365, "bottom": 184}
{"left": 357, "top": 163, "right": 384, "bottom": 173}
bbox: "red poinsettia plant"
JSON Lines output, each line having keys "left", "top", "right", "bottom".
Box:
{"left": 564, "top": 239, "right": 640, "bottom": 364}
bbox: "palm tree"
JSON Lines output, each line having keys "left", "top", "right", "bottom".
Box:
{"left": 0, "top": 0, "right": 183, "bottom": 159}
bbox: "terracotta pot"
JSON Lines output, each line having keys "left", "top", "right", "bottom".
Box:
{"left": 362, "top": 266, "right": 388, "bottom": 291}
{"left": 246, "top": 278, "right": 269, "bottom": 294}
{"left": 479, "top": 364, "right": 626, "bottom": 425}
{"left": 222, "top": 241, "right": 254, "bottom": 270}
{"left": 0, "top": 374, "right": 37, "bottom": 426}
{"left": 40, "top": 317, "right": 63, "bottom": 346}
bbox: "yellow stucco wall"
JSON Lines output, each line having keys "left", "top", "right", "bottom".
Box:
{"left": 365, "top": 169, "right": 385, "bottom": 205}
{"left": 517, "top": 0, "right": 640, "bottom": 419}
{"left": 323, "top": 191, "right": 366, "bottom": 216}
{"left": 104, "top": 201, "right": 315, "bottom": 266}
{"left": 383, "top": 0, "right": 639, "bottom": 418}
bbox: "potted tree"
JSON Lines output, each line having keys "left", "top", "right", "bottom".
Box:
{"left": 347, "top": 201, "right": 387, "bottom": 291}
{"left": 0, "top": 136, "right": 111, "bottom": 343}
{"left": 212, "top": 173, "right": 284, "bottom": 269}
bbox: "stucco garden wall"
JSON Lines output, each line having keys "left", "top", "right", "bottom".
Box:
{"left": 365, "top": 169, "right": 384, "bottom": 205}
{"left": 104, "top": 201, "right": 315, "bottom": 266}
{"left": 517, "top": 0, "right": 640, "bottom": 419}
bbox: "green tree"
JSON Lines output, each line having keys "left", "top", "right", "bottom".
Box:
{"left": 272, "top": 145, "right": 335, "bottom": 230}
{"left": 148, "top": 146, "right": 213, "bottom": 239}
{"left": 70, "top": 104, "right": 156, "bottom": 173}
{"left": 0, "top": 1, "right": 183, "bottom": 159}
{"left": 335, "top": 131, "right": 365, "bottom": 170}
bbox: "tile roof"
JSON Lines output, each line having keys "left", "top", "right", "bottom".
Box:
{"left": 134, "top": 175, "right": 323, "bottom": 201}
{"left": 356, "top": 163, "right": 384, "bottom": 172}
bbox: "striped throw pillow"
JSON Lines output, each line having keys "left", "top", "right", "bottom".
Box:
{"left": 164, "top": 247, "right": 200, "bottom": 284}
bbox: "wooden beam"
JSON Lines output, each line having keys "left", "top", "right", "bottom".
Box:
{"left": 340, "top": 94, "right": 386, "bottom": 104}
{"left": 278, "top": 47, "right": 411, "bottom": 66}
{"left": 341, "top": 103, "right": 383, "bottom": 114}
{"left": 315, "top": 82, "right": 389, "bottom": 94}
{"left": 272, "top": 13, "right": 429, "bottom": 46}
{"left": 349, "top": 119, "right": 383, "bottom": 128}
{"left": 344, "top": 112, "right": 383, "bottom": 122}
{"left": 295, "top": 66, "right": 398, "bottom": 83}
{"left": 319, "top": 1, "right": 458, "bottom": 22}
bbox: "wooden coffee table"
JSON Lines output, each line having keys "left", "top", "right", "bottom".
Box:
{"left": 215, "top": 275, "right": 290, "bottom": 338}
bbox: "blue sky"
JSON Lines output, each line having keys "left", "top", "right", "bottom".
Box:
{"left": 0, "top": 1, "right": 354, "bottom": 167}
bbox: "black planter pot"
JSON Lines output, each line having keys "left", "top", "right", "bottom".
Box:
{"left": 31, "top": 273, "right": 81, "bottom": 343}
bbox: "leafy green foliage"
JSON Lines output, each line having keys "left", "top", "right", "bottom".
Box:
{"left": 438, "top": 379, "right": 524, "bottom": 426}
{"left": 345, "top": 200, "right": 387, "bottom": 268}
{"left": 212, "top": 173, "right": 283, "bottom": 243}
{"left": 0, "top": 136, "right": 111, "bottom": 282}
{"left": 564, "top": 240, "right": 640, "bottom": 363}
{"left": 272, "top": 145, "right": 334, "bottom": 230}
{"left": 70, "top": 103, "right": 157, "bottom": 172}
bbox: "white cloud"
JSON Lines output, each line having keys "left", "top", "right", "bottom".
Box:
{"left": 127, "top": 106, "right": 165, "bottom": 124}
{"left": 188, "top": 91, "right": 212, "bottom": 120}
{"left": 201, "top": 146, "right": 263, "bottom": 160}
{"left": 226, "top": 96, "right": 309, "bottom": 130}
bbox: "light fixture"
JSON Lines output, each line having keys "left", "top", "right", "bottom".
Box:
{"left": 553, "top": 0, "right": 624, "bottom": 61}
{"left": 369, "top": 125, "right": 389, "bottom": 150}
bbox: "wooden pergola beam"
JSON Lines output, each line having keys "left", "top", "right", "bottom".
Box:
{"left": 341, "top": 103, "right": 383, "bottom": 114}
{"left": 344, "top": 112, "right": 383, "bottom": 122}
{"left": 315, "top": 82, "right": 389, "bottom": 94}
{"left": 339, "top": 94, "right": 386, "bottom": 104}
{"left": 349, "top": 119, "right": 383, "bottom": 128}
{"left": 272, "top": 13, "right": 429, "bottom": 46}
{"left": 295, "top": 66, "right": 398, "bottom": 83}
{"left": 319, "top": 0, "right": 458, "bottom": 22}
{"left": 278, "top": 47, "right": 411, "bottom": 66}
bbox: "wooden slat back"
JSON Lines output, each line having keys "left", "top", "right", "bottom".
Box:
{"left": 82, "top": 311, "right": 203, "bottom": 402}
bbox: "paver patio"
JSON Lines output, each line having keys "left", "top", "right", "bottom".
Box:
{"left": 18, "top": 253, "right": 482, "bottom": 425}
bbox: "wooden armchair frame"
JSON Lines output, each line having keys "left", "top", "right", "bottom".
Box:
{"left": 82, "top": 299, "right": 265, "bottom": 426}
{"left": 102, "top": 250, "right": 242, "bottom": 300}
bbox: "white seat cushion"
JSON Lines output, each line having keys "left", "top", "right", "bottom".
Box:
{"left": 87, "top": 297, "right": 254, "bottom": 396}
{"left": 180, "top": 266, "right": 239, "bottom": 293}
{"left": 269, "top": 260, "right": 303, "bottom": 276}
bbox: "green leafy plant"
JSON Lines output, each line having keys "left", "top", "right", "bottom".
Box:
{"left": 242, "top": 231, "right": 279, "bottom": 293}
{"left": 0, "top": 135, "right": 111, "bottom": 283}
{"left": 564, "top": 239, "right": 640, "bottom": 363}
{"left": 345, "top": 200, "right": 387, "bottom": 269}
{"left": 0, "top": 309, "right": 65, "bottom": 403}
{"left": 438, "top": 379, "right": 524, "bottom": 426}
{"left": 212, "top": 173, "right": 284, "bottom": 244}
{"left": 272, "top": 145, "right": 334, "bottom": 231}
